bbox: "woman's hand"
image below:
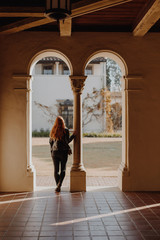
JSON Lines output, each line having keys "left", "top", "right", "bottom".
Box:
{"left": 73, "top": 130, "right": 77, "bottom": 136}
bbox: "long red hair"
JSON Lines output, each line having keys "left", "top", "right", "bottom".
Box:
{"left": 50, "top": 116, "right": 66, "bottom": 140}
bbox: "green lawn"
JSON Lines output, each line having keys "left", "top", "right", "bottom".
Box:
{"left": 32, "top": 141, "right": 122, "bottom": 176}
{"left": 83, "top": 142, "right": 121, "bottom": 169}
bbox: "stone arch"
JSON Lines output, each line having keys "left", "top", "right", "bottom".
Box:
{"left": 26, "top": 49, "right": 73, "bottom": 190}
{"left": 83, "top": 50, "right": 128, "bottom": 76}
{"left": 83, "top": 50, "right": 128, "bottom": 190}
{"left": 28, "top": 49, "right": 73, "bottom": 75}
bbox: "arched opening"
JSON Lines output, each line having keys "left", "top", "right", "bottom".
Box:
{"left": 28, "top": 50, "right": 73, "bottom": 190}
{"left": 83, "top": 50, "right": 128, "bottom": 189}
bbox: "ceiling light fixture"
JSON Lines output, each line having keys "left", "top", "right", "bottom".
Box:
{"left": 45, "top": 0, "right": 71, "bottom": 22}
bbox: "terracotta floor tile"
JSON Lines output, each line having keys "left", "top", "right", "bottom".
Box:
{"left": 92, "top": 237, "right": 109, "bottom": 240}
{"left": 24, "top": 226, "right": 41, "bottom": 231}
{"left": 105, "top": 226, "right": 121, "bottom": 231}
{"left": 39, "top": 237, "right": 56, "bottom": 240}
{"left": 57, "top": 230, "right": 73, "bottom": 236}
{"left": 22, "top": 231, "right": 39, "bottom": 237}
{"left": 41, "top": 226, "right": 57, "bottom": 231}
{"left": 3, "top": 238, "right": 21, "bottom": 240}
{"left": 74, "top": 225, "right": 89, "bottom": 230}
{"left": 74, "top": 229, "right": 91, "bottom": 235}
{"left": 74, "top": 237, "right": 91, "bottom": 240}
{"left": 0, "top": 189, "right": 159, "bottom": 240}
{"left": 11, "top": 222, "right": 26, "bottom": 227}
{"left": 39, "top": 231, "right": 56, "bottom": 237}
{"left": 107, "top": 230, "right": 124, "bottom": 236}
{"left": 140, "top": 230, "right": 159, "bottom": 236}
{"left": 123, "top": 230, "right": 142, "bottom": 236}
{"left": 90, "top": 230, "right": 107, "bottom": 236}
{"left": 89, "top": 225, "right": 105, "bottom": 231}
{"left": 20, "top": 237, "right": 38, "bottom": 240}
{"left": 109, "top": 237, "right": 126, "bottom": 240}
{"left": 144, "top": 237, "right": 160, "bottom": 240}
{"left": 126, "top": 237, "right": 144, "bottom": 240}
{"left": 5, "top": 231, "right": 23, "bottom": 237}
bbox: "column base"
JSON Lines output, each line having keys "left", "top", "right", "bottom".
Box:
{"left": 118, "top": 163, "right": 130, "bottom": 191}
{"left": 27, "top": 165, "right": 36, "bottom": 191}
{"left": 70, "top": 170, "right": 86, "bottom": 192}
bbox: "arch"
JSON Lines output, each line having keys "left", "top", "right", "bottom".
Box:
{"left": 28, "top": 49, "right": 73, "bottom": 75}
{"left": 83, "top": 49, "right": 129, "bottom": 191}
{"left": 83, "top": 50, "right": 128, "bottom": 76}
{"left": 26, "top": 49, "right": 73, "bottom": 190}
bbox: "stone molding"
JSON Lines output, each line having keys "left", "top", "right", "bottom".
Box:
{"left": 13, "top": 74, "right": 31, "bottom": 92}
{"left": 124, "top": 75, "right": 144, "bottom": 91}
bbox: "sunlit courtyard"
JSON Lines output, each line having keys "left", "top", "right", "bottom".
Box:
{"left": 32, "top": 137, "right": 122, "bottom": 187}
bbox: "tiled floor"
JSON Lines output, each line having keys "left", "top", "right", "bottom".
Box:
{"left": 0, "top": 188, "right": 160, "bottom": 240}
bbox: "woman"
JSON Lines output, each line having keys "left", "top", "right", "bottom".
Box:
{"left": 49, "top": 116, "right": 76, "bottom": 192}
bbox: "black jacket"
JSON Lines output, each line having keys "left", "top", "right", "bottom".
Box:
{"left": 49, "top": 128, "right": 75, "bottom": 152}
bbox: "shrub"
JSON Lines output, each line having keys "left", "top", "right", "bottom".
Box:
{"left": 32, "top": 130, "right": 122, "bottom": 138}
{"left": 32, "top": 128, "right": 50, "bottom": 137}
{"left": 83, "top": 132, "right": 122, "bottom": 138}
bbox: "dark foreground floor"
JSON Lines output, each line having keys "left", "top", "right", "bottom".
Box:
{"left": 0, "top": 187, "right": 160, "bottom": 240}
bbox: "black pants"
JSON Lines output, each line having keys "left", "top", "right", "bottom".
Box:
{"left": 51, "top": 150, "right": 68, "bottom": 186}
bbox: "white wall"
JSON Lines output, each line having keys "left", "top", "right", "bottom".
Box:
{"left": 32, "top": 62, "right": 120, "bottom": 133}
{"left": 32, "top": 74, "right": 73, "bottom": 131}
{"left": 34, "top": 64, "right": 42, "bottom": 74}
{"left": 83, "top": 75, "right": 105, "bottom": 132}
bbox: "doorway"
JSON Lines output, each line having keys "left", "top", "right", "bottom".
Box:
{"left": 29, "top": 50, "right": 73, "bottom": 190}
{"left": 83, "top": 50, "right": 128, "bottom": 189}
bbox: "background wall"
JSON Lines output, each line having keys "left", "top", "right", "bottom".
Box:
{"left": 0, "top": 32, "right": 160, "bottom": 191}
{"left": 32, "top": 74, "right": 105, "bottom": 133}
{"left": 32, "top": 75, "right": 72, "bottom": 131}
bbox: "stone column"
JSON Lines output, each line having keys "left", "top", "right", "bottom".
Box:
{"left": 4, "top": 73, "right": 36, "bottom": 192}
{"left": 55, "top": 62, "right": 59, "bottom": 75}
{"left": 12, "top": 74, "right": 36, "bottom": 191}
{"left": 69, "top": 75, "right": 87, "bottom": 192}
{"left": 118, "top": 75, "right": 143, "bottom": 191}
{"left": 26, "top": 76, "right": 36, "bottom": 181}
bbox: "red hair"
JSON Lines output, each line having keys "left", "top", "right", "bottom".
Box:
{"left": 50, "top": 116, "right": 66, "bottom": 140}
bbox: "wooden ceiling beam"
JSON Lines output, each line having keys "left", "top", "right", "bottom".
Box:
{"left": 0, "top": 17, "right": 54, "bottom": 34}
{"left": 60, "top": 18, "right": 72, "bottom": 36}
{"left": 133, "top": 0, "right": 160, "bottom": 36}
{"left": 71, "top": 0, "right": 132, "bottom": 18}
{"left": 0, "top": 6, "right": 45, "bottom": 17}
{"left": 0, "top": 0, "right": 132, "bottom": 18}
{"left": 0, "top": 0, "right": 132, "bottom": 34}
{"left": 59, "top": 0, "right": 132, "bottom": 36}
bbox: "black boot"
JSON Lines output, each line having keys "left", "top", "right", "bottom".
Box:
{"left": 55, "top": 183, "right": 61, "bottom": 192}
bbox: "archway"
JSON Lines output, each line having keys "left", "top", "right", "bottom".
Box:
{"left": 83, "top": 50, "right": 128, "bottom": 190}
{"left": 28, "top": 50, "right": 73, "bottom": 190}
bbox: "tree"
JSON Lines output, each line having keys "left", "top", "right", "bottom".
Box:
{"left": 34, "top": 101, "right": 57, "bottom": 125}
{"left": 101, "top": 88, "right": 114, "bottom": 133}
{"left": 111, "top": 102, "right": 122, "bottom": 131}
{"left": 106, "top": 58, "right": 122, "bottom": 92}
{"left": 82, "top": 88, "right": 103, "bottom": 128}
{"left": 82, "top": 87, "right": 122, "bottom": 133}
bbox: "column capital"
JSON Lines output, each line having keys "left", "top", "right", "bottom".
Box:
{"left": 69, "top": 75, "right": 87, "bottom": 94}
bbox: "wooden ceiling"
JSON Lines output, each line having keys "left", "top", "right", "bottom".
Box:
{"left": 0, "top": 0, "right": 159, "bottom": 36}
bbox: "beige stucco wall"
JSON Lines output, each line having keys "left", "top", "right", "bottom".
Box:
{"left": 0, "top": 32, "right": 160, "bottom": 191}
